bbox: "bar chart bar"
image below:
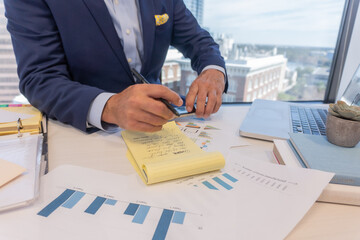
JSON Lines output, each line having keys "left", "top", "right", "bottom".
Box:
{"left": 172, "top": 211, "right": 186, "bottom": 224}
{"left": 84, "top": 197, "right": 106, "bottom": 215}
{"left": 222, "top": 173, "right": 238, "bottom": 183}
{"left": 132, "top": 205, "right": 151, "bottom": 224}
{"left": 104, "top": 199, "right": 117, "bottom": 206}
{"left": 202, "top": 180, "right": 218, "bottom": 190}
{"left": 62, "top": 191, "right": 85, "bottom": 209}
{"left": 124, "top": 203, "right": 140, "bottom": 216}
{"left": 213, "top": 177, "right": 233, "bottom": 190}
{"left": 37, "top": 189, "right": 75, "bottom": 217}
{"left": 152, "top": 209, "right": 174, "bottom": 240}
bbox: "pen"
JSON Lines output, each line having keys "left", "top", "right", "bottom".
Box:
{"left": 131, "top": 68, "right": 180, "bottom": 117}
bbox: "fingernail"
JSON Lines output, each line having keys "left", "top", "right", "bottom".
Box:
{"left": 179, "top": 99, "right": 183, "bottom": 105}
{"left": 186, "top": 106, "right": 191, "bottom": 112}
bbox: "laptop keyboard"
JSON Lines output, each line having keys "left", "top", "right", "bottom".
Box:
{"left": 290, "top": 106, "right": 328, "bottom": 136}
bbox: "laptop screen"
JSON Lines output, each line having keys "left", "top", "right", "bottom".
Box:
{"left": 341, "top": 64, "right": 360, "bottom": 107}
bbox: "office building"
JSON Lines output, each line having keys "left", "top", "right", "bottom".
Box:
{"left": 161, "top": 62, "right": 182, "bottom": 93}
{"left": 176, "top": 55, "right": 288, "bottom": 102}
{"left": 0, "top": 3, "right": 20, "bottom": 103}
{"left": 183, "top": 0, "right": 204, "bottom": 26}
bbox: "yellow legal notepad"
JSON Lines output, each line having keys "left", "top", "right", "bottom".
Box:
{"left": 0, "top": 106, "right": 42, "bottom": 136}
{"left": 122, "top": 121, "right": 225, "bottom": 184}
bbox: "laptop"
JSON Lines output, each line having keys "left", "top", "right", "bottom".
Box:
{"left": 239, "top": 64, "right": 360, "bottom": 141}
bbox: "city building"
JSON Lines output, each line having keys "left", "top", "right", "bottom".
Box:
{"left": 176, "top": 55, "right": 288, "bottom": 102}
{"left": 311, "top": 67, "right": 330, "bottom": 84}
{"left": 162, "top": 48, "right": 183, "bottom": 92}
{"left": 0, "top": 3, "right": 20, "bottom": 103}
{"left": 161, "top": 62, "right": 182, "bottom": 93}
{"left": 282, "top": 68, "right": 298, "bottom": 92}
{"left": 183, "top": 0, "right": 204, "bottom": 26}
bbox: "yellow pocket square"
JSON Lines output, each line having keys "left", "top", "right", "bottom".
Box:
{"left": 154, "top": 14, "right": 169, "bottom": 26}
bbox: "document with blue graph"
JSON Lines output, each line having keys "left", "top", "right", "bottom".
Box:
{"left": 0, "top": 157, "right": 333, "bottom": 240}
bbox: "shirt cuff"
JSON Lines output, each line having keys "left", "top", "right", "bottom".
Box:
{"left": 202, "top": 65, "right": 226, "bottom": 76}
{"left": 87, "top": 92, "right": 119, "bottom": 132}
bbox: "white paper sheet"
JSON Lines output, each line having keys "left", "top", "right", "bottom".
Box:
{"left": 0, "top": 108, "right": 33, "bottom": 123}
{"left": 175, "top": 120, "right": 246, "bottom": 157}
{"left": 0, "top": 157, "right": 333, "bottom": 240}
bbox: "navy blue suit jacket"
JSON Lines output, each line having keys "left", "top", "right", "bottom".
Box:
{"left": 5, "top": 0, "right": 227, "bottom": 131}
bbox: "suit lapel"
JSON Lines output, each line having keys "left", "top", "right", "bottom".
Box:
{"left": 138, "top": 0, "right": 155, "bottom": 75}
{"left": 82, "top": 0, "right": 132, "bottom": 79}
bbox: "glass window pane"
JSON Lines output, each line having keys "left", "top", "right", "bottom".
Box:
{"left": 0, "top": 2, "right": 21, "bottom": 104}
{"left": 164, "top": 0, "right": 346, "bottom": 103}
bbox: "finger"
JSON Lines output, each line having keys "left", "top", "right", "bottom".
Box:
{"left": 147, "top": 85, "right": 183, "bottom": 106}
{"left": 140, "top": 98, "right": 175, "bottom": 120}
{"left": 204, "top": 90, "right": 217, "bottom": 118}
{"left": 213, "top": 92, "right": 223, "bottom": 113}
{"left": 138, "top": 109, "right": 169, "bottom": 126}
{"left": 186, "top": 83, "right": 198, "bottom": 112}
{"left": 195, "top": 87, "right": 207, "bottom": 117}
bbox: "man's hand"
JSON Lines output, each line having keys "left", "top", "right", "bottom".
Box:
{"left": 186, "top": 69, "right": 225, "bottom": 118}
{"left": 102, "top": 84, "right": 183, "bottom": 132}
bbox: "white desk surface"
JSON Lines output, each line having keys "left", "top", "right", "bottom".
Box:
{"left": 48, "top": 104, "right": 360, "bottom": 240}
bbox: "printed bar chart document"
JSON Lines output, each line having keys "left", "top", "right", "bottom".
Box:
{"left": 122, "top": 121, "right": 225, "bottom": 184}
{"left": 0, "top": 158, "right": 333, "bottom": 240}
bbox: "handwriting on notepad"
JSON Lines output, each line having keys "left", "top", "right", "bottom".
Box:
{"left": 132, "top": 133, "right": 189, "bottom": 159}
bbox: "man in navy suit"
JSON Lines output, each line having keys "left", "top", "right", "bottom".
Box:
{"left": 4, "top": 0, "right": 228, "bottom": 132}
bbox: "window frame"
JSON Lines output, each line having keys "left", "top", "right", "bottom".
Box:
{"left": 324, "top": 0, "right": 359, "bottom": 103}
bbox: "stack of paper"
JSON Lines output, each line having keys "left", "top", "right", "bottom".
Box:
{"left": 0, "top": 106, "right": 42, "bottom": 136}
{"left": 0, "top": 156, "right": 333, "bottom": 240}
{"left": 122, "top": 121, "right": 225, "bottom": 184}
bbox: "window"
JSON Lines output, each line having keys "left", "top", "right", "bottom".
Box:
{"left": 252, "top": 90, "right": 257, "bottom": 100}
{"left": 205, "top": 0, "right": 348, "bottom": 102}
{"left": 229, "top": 79, "right": 238, "bottom": 92}
{"left": 164, "top": 0, "right": 351, "bottom": 103}
{"left": 247, "top": 79, "right": 252, "bottom": 91}
{"left": 254, "top": 78, "right": 258, "bottom": 88}
{"left": 0, "top": 2, "right": 21, "bottom": 103}
{"left": 246, "top": 93, "right": 251, "bottom": 102}
{"left": 2, "top": 1, "right": 352, "bottom": 104}
{"left": 167, "top": 68, "right": 174, "bottom": 79}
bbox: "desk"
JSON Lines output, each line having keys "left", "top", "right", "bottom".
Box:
{"left": 48, "top": 105, "right": 360, "bottom": 240}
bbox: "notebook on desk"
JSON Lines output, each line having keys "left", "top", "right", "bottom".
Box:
{"left": 0, "top": 134, "right": 43, "bottom": 212}
{"left": 239, "top": 64, "right": 360, "bottom": 141}
{"left": 0, "top": 105, "right": 46, "bottom": 211}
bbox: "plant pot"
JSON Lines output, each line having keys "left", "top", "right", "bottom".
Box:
{"left": 326, "top": 113, "right": 360, "bottom": 148}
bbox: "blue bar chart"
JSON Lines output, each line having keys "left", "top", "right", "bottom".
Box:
{"left": 37, "top": 189, "right": 75, "bottom": 217}
{"left": 84, "top": 196, "right": 106, "bottom": 214}
{"left": 37, "top": 189, "right": 187, "bottom": 240}
{"left": 201, "top": 173, "right": 238, "bottom": 191}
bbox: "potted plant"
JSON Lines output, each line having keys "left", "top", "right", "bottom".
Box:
{"left": 326, "top": 101, "right": 360, "bottom": 147}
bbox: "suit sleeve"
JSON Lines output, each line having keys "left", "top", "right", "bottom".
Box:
{"left": 170, "top": 0, "right": 228, "bottom": 92}
{"left": 4, "top": 0, "right": 104, "bottom": 131}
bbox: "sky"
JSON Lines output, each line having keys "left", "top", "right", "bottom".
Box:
{"left": 203, "top": 0, "right": 345, "bottom": 48}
